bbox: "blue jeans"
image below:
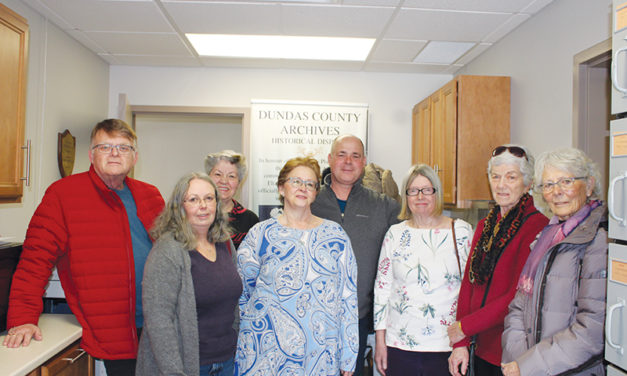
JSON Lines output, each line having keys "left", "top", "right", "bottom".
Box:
{"left": 200, "top": 357, "right": 235, "bottom": 376}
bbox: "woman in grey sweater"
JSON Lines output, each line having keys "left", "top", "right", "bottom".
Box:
{"left": 136, "top": 172, "right": 240, "bottom": 376}
{"left": 501, "top": 148, "right": 607, "bottom": 376}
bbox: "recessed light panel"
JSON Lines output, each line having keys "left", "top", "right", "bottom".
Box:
{"left": 413, "top": 41, "right": 475, "bottom": 64}
{"left": 187, "top": 34, "right": 375, "bottom": 61}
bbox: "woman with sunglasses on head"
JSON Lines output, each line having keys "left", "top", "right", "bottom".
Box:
{"left": 235, "top": 156, "right": 358, "bottom": 376}
{"left": 137, "top": 172, "right": 239, "bottom": 376}
{"left": 500, "top": 148, "right": 607, "bottom": 376}
{"left": 373, "top": 164, "right": 473, "bottom": 376}
{"left": 448, "top": 145, "right": 548, "bottom": 376}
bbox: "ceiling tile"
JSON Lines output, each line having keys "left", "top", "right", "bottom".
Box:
{"left": 402, "top": 0, "right": 540, "bottom": 13}
{"left": 281, "top": 4, "right": 395, "bottom": 37}
{"left": 414, "top": 41, "right": 475, "bottom": 64}
{"left": 21, "top": 0, "right": 74, "bottom": 29}
{"left": 482, "top": 13, "right": 529, "bottom": 43}
{"left": 364, "top": 61, "right": 450, "bottom": 73}
{"left": 63, "top": 29, "right": 108, "bottom": 54}
{"left": 32, "top": 0, "right": 173, "bottom": 32}
{"left": 85, "top": 32, "right": 193, "bottom": 55}
{"left": 387, "top": 8, "right": 512, "bottom": 41}
{"left": 103, "top": 54, "right": 203, "bottom": 67}
{"left": 454, "top": 42, "right": 492, "bottom": 65}
{"left": 520, "top": 0, "right": 555, "bottom": 14}
{"left": 341, "top": 0, "right": 402, "bottom": 6}
{"left": 369, "top": 39, "right": 428, "bottom": 62}
{"left": 17, "top": 0, "right": 559, "bottom": 72}
{"left": 163, "top": 2, "right": 283, "bottom": 34}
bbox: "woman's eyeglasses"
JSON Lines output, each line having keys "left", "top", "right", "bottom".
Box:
{"left": 406, "top": 187, "right": 437, "bottom": 196}
{"left": 287, "top": 177, "right": 319, "bottom": 191}
{"left": 537, "top": 176, "right": 587, "bottom": 193}
{"left": 184, "top": 195, "right": 215, "bottom": 207}
{"left": 492, "top": 146, "right": 528, "bottom": 161}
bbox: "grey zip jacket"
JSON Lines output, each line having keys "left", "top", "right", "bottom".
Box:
{"left": 311, "top": 176, "right": 400, "bottom": 319}
{"left": 502, "top": 204, "right": 607, "bottom": 376}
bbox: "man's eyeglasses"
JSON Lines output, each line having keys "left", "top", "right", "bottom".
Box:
{"left": 184, "top": 195, "right": 215, "bottom": 207}
{"left": 287, "top": 177, "right": 319, "bottom": 191}
{"left": 91, "top": 144, "right": 136, "bottom": 154}
{"left": 406, "top": 187, "right": 437, "bottom": 196}
{"left": 492, "top": 145, "right": 528, "bottom": 161}
{"left": 537, "top": 176, "right": 587, "bottom": 193}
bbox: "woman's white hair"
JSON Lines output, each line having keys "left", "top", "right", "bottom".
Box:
{"left": 533, "top": 147, "right": 602, "bottom": 214}
{"left": 487, "top": 144, "right": 535, "bottom": 187}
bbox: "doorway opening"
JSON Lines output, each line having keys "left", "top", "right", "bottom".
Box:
{"left": 126, "top": 105, "right": 251, "bottom": 206}
{"left": 573, "top": 38, "right": 611, "bottom": 200}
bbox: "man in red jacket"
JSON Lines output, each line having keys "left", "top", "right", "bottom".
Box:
{"left": 3, "top": 119, "right": 165, "bottom": 376}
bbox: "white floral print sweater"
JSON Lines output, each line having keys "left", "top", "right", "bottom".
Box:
{"left": 374, "top": 219, "right": 473, "bottom": 352}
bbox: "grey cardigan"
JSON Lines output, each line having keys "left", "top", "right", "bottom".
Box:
{"left": 502, "top": 204, "right": 608, "bottom": 376}
{"left": 136, "top": 234, "right": 238, "bottom": 376}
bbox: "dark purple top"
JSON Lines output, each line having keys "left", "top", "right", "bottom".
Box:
{"left": 189, "top": 242, "right": 242, "bottom": 365}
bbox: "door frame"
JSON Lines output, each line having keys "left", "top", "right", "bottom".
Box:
{"left": 126, "top": 103, "right": 251, "bottom": 206}
{"left": 572, "top": 38, "right": 611, "bottom": 148}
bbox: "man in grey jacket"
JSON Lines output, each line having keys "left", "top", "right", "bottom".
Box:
{"left": 311, "top": 134, "right": 400, "bottom": 376}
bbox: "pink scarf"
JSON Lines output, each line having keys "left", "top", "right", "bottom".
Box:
{"left": 517, "top": 200, "right": 600, "bottom": 295}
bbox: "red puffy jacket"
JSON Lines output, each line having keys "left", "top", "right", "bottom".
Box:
{"left": 8, "top": 166, "right": 164, "bottom": 359}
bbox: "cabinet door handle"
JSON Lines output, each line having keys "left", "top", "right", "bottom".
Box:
{"left": 608, "top": 171, "right": 627, "bottom": 226}
{"left": 62, "top": 348, "right": 87, "bottom": 363}
{"left": 606, "top": 298, "right": 625, "bottom": 355}
{"left": 20, "top": 139, "right": 31, "bottom": 187}
{"left": 612, "top": 41, "right": 627, "bottom": 96}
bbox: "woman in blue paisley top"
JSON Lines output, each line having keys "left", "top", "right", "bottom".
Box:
{"left": 235, "top": 156, "right": 359, "bottom": 376}
{"left": 373, "top": 164, "right": 473, "bottom": 376}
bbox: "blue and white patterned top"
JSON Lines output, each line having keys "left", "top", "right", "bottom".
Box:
{"left": 235, "top": 218, "right": 359, "bottom": 375}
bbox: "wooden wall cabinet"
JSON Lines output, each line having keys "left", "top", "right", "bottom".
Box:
{"left": 0, "top": 4, "right": 29, "bottom": 203}
{"left": 412, "top": 75, "right": 510, "bottom": 207}
{"left": 26, "top": 339, "right": 94, "bottom": 376}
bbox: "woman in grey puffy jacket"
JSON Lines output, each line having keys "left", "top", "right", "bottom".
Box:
{"left": 501, "top": 148, "right": 608, "bottom": 376}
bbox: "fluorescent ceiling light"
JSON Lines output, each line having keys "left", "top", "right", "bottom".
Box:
{"left": 414, "top": 41, "right": 475, "bottom": 64}
{"left": 187, "top": 34, "right": 375, "bottom": 61}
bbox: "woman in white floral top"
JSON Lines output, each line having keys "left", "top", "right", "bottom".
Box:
{"left": 373, "top": 164, "right": 473, "bottom": 376}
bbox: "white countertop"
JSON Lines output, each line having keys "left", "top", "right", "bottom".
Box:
{"left": 0, "top": 314, "right": 82, "bottom": 376}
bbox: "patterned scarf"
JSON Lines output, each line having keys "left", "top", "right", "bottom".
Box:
{"left": 469, "top": 193, "right": 532, "bottom": 284}
{"left": 517, "top": 200, "right": 601, "bottom": 295}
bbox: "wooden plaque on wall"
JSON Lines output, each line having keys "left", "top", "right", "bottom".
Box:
{"left": 0, "top": 4, "right": 29, "bottom": 203}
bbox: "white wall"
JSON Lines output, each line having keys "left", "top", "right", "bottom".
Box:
{"left": 134, "top": 113, "right": 242, "bottom": 201}
{"left": 459, "top": 0, "right": 612, "bottom": 157}
{"left": 0, "top": 0, "right": 109, "bottom": 240}
{"left": 108, "top": 67, "right": 451, "bottom": 191}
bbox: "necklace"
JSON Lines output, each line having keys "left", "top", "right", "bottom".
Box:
{"left": 469, "top": 193, "right": 531, "bottom": 284}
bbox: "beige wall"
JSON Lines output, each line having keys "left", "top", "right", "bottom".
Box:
{"left": 108, "top": 67, "right": 452, "bottom": 197}
{"left": 0, "top": 0, "right": 109, "bottom": 240}
{"left": 459, "top": 0, "right": 612, "bottom": 157}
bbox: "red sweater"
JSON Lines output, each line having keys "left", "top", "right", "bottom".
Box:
{"left": 8, "top": 166, "right": 164, "bottom": 359}
{"left": 454, "top": 197, "right": 548, "bottom": 366}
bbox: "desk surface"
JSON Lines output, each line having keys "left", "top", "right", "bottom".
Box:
{"left": 0, "top": 314, "right": 82, "bottom": 376}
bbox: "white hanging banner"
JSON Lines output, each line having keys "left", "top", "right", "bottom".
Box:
{"left": 250, "top": 100, "right": 368, "bottom": 220}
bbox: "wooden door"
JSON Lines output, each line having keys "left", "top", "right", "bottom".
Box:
{"left": 412, "top": 98, "right": 431, "bottom": 165}
{"left": 0, "top": 4, "right": 28, "bottom": 203}
{"left": 430, "top": 80, "right": 458, "bottom": 204}
{"left": 439, "top": 80, "right": 458, "bottom": 204}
